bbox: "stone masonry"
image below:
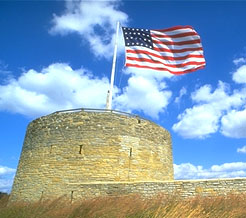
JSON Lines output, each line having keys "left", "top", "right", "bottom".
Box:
{"left": 10, "top": 109, "right": 173, "bottom": 202}
{"left": 10, "top": 109, "right": 246, "bottom": 202}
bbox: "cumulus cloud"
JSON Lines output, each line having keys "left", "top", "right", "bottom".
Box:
{"left": 174, "top": 162, "right": 246, "bottom": 180}
{"left": 233, "top": 57, "right": 246, "bottom": 65}
{"left": 190, "top": 82, "right": 245, "bottom": 109}
{"left": 0, "top": 63, "right": 110, "bottom": 117}
{"left": 0, "top": 0, "right": 173, "bottom": 119}
{"left": 114, "top": 75, "right": 171, "bottom": 119}
{"left": 232, "top": 65, "right": 246, "bottom": 84}
{"left": 0, "top": 60, "right": 13, "bottom": 84}
{"left": 114, "top": 67, "right": 172, "bottom": 119}
{"left": 0, "top": 166, "right": 15, "bottom": 175}
{"left": 172, "top": 104, "right": 221, "bottom": 139}
{"left": 172, "top": 56, "right": 246, "bottom": 139}
{"left": 122, "top": 67, "right": 174, "bottom": 81}
{"left": 221, "top": 109, "right": 246, "bottom": 138}
{"left": 50, "top": 0, "right": 128, "bottom": 58}
{"left": 237, "top": 145, "right": 246, "bottom": 154}
{"left": 0, "top": 166, "right": 16, "bottom": 193}
{"left": 0, "top": 62, "right": 174, "bottom": 119}
{"left": 172, "top": 81, "right": 246, "bottom": 138}
{"left": 174, "top": 87, "right": 187, "bottom": 104}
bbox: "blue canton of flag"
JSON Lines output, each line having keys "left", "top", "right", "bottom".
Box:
{"left": 122, "top": 27, "right": 153, "bottom": 49}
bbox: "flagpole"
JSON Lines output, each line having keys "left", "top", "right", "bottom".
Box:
{"left": 106, "top": 21, "right": 120, "bottom": 110}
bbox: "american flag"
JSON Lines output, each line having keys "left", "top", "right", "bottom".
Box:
{"left": 122, "top": 25, "right": 205, "bottom": 75}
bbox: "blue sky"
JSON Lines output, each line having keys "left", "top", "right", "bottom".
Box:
{"left": 1, "top": 0, "right": 246, "bottom": 193}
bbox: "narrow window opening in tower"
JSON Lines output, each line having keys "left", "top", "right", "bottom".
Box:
{"left": 138, "top": 119, "right": 141, "bottom": 124}
{"left": 50, "top": 145, "right": 53, "bottom": 154}
{"left": 40, "top": 191, "right": 44, "bottom": 201}
{"left": 130, "top": 148, "right": 132, "bottom": 157}
{"left": 71, "top": 191, "right": 74, "bottom": 203}
{"left": 79, "top": 145, "right": 83, "bottom": 154}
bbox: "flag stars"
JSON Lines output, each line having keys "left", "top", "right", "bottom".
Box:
{"left": 122, "top": 26, "right": 153, "bottom": 49}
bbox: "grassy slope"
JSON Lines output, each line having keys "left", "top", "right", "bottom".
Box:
{"left": 1, "top": 194, "right": 246, "bottom": 218}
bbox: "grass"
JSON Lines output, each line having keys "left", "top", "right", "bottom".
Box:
{"left": 1, "top": 193, "right": 246, "bottom": 218}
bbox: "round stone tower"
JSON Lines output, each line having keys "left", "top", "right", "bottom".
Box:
{"left": 10, "top": 109, "right": 173, "bottom": 202}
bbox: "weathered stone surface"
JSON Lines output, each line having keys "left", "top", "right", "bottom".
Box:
{"left": 67, "top": 178, "right": 246, "bottom": 201}
{"left": 10, "top": 110, "right": 246, "bottom": 202}
{"left": 10, "top": 110, "right": 173, "bottom": 202}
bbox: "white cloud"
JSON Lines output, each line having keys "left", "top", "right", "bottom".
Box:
{"left": 0, "top": 166, "right": 15, "bottom": 175}
{"left": 174, "top": 87, "right": 187, "bottom": 104}
{"left": 0, "top": 62, "right": 173, "bottom": 119}
{"left": 0, "top": 166, "right": 16, "bottom": 193}
{"left": 0, "top": 61, "right": 13, "bottom": 84}
{"left": 237, "top": 145, "right": 246, "bottom": 154}
{"left": 0, "top": 178, "right": 15, "bottom": 193}
{"left": 172, "top": 104, "right": 221, "bottom": 139}
{"left": 211, "top": 162, "right": 246, "bottom": 172}
{"left": 50, "top": 0, "right": 128, "bottom": 58}
{"left": 190, "top": 82, "right": 229, "bottom": 104}
{"left": 232, "top": 65, "right": 246, "bottom": 84}
{"left": 233, "top": 57, "right": 246, "bottom": 65}
{"left": 174, "top": 162, "right": 246, "bottom": 180}
{"left": 114, "top": 75, "right": 171, "bottom": 119}
{"left": 172, "top": 81, "right": 246, "bottom": 139}
{"left": 114, "top": 67, "right": 172, "bottom": 119}
{"left": 0, "top": 63, "right": 110, "bottom": 118}
{"left": 122, "top": 67, "right": 174, "bottom": 81}
{"left": 221, "top": 109, "right": 246, "bottom": 138}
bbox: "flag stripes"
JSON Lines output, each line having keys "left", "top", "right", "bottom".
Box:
{"left": 152, "top": 39, "right": 201, "bottom": 46}
{"left": 122, "top": 25, "right": 205, "bottom": 75}
{"left": 126, "top": 63, "right": 205, "bottom": 75}
{"left": 126, "top": 49, "right": 204, "bottom": 61}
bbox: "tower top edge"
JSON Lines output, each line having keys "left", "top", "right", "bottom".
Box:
{"left": 29, "top": 108, "right": 167, "bottom": 131}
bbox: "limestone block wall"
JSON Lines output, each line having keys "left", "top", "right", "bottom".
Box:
{"left": 10, "top": 110, "right": 173, "bottom": 202}
{"left": 40, "top": 178, "right": 246, "bottom": 202}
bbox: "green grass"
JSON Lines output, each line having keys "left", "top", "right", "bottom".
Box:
{"left": 1, "top": 193, "right": 246, "bottom": 218}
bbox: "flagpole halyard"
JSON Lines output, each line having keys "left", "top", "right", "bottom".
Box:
{"left": 106, "top": 21, "right": 120, "bottom": 110}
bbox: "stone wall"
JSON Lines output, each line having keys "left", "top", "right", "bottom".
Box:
{"left": 10, "top": 109, "right": 246, "bottom": 203}
{"left": 38, "top": 178, "right": 246, "bottom": 202}
{"left": 12, "top": 178, "right": 246, "bottom": 202}
{"left": 10, "top": 110, "right": 173, "bottom": 202}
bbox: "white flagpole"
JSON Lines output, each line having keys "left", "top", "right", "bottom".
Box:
{"left": 106, "top": 21, "right": 120, "bottom": 110}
